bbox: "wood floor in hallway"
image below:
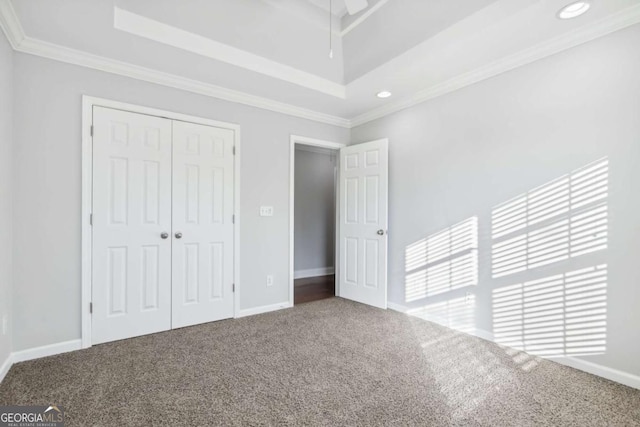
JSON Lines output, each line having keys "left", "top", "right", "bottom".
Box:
{"left": 294, "top": 274, "right": 335, "bottom": 305}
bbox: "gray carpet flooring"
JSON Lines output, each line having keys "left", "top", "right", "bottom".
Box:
{"left": 1, "top": 297, "right": 639, "bottom": 426}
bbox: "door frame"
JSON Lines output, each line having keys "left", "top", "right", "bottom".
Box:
{"left": 289, "top": 135, "right": 346, "bottom": 307}
{"left": 81, "top": 95, "right": 241, "bottom": 348}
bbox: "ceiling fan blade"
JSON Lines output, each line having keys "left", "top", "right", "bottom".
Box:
{"left": 344, "top": 0, "right": 368, "bottom": 15}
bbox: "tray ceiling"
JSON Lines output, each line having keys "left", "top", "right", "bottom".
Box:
{"left": 1, "top": 0, "right": 639, "bottom": 127}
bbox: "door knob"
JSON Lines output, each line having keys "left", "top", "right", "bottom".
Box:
{"left": 160, "top": 232, "right": 169, "bottom": 239}
{"left": 175, "top": 232, "right": 183, "bottom": 239}
{"left": 377, "top": 229, "right": 385, "bottom": 236}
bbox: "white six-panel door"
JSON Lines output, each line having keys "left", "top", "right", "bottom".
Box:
{"left": 92, "top": 107, "right": 173, "bottom": 344}
{"left": 339, "top": 139, "right": 389, "bottom": 309}
{"left": 171, "top": 121, "right": 235, "bottom": 328}
{"left": 92, "top": 107, "right": 235, "bottom": 344}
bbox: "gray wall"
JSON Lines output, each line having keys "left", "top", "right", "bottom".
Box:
{"left": 351, "top": 24, "right": 640, "bottom": 376}
{"left": 11, "top": 53, "right": 349, "bottom": 351}
{"left": 294, "top": 148, "right": 336, "bottom": 272}
{"left": 0, "top": 32, "right": 12, "bottom": 366}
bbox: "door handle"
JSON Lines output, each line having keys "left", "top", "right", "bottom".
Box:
{"left": 160, "top": 232, "right": 169, "bottom": 239}
{"left": 175, "top": 232, "right": 183, "bottom": 239}
{"left": 377, "top": 229, "right": 385, "bottom": 236}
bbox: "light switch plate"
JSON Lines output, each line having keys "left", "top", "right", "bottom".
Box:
{"left": 260, "top": 206, "right": 274, "bottom": 216}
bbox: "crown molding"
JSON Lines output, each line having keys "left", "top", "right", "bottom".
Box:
{"left": 2, "top": 0, "right": 640, "bottom": 130}
{"left": 114, "top": 7, "right": 346, "bottom": 99}
{"left": 16, "top": 36, "right": 352, "bottom": 127}
{"left": 350, "top": 4, "right": 640, "bottom": 127}
{"left": 0, "top": 0, "right": 23, "bottom": 48}
{"left": 0, "top": 1, "right": 350, "bottom": 128}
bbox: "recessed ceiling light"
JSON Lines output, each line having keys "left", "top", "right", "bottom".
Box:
{"left": 376, "top": 91, "right": 392, "bottom": 99}
{"left": 557, "top": 1, "right": 591, "bottom": 19}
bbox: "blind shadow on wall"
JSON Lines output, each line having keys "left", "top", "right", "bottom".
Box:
{"left": 404, "top": 157, "right": 609, "bottom": 362}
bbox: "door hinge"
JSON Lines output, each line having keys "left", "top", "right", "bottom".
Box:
{"left": 232, "top": 214, "right": 235, "bottom": 224}
{"left": 89, "top": 213, "right": 93, "bottom": 226}
{"left": 232, "top": 146, "right": 236, "bottom": 155}
{"left": 89, "top": 302, "right": 93, "bottom": 314}
{"left": 90, "top": 125, "right": 94, "bottom": 137}
{"left": 232, "top": 283, "right": 235, "bottom": 293}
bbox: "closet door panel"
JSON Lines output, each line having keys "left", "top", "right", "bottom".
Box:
{"left": 92, "top": 107, "right": 173, "bottom": 344}
{"left": 171, "top": 121, "right": 235, "bottom": 328}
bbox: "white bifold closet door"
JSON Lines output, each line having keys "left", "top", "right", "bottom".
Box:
{"left": 92, "top": 107, "right": 173, "bottom": 344}
{"left": 91, "top": 107, "right": 234, "bottom": 345}
{"left": 171, "top": 121, "right": 235, "bottom": 329}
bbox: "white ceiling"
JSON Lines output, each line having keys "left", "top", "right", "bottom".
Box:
{"left": 306, "top": 0, "right": 348, "bottom": 17}
{"left": 342, "top": 0, "right": 496, "bottom": 81}
{"left": 2, "top": 0, "right": 640, "bottom": 127}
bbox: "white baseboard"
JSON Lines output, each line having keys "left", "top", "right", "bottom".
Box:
{"left": 3, "top": 308, "right": 638, "bottom": 391}
{"left": 12, "top": 339, "right": 82, "bottom": 364}
{"left": 472, "top": 328, "right": 496, "bottom": 342}
{"left": 236, "top": 301, "right": 291, "bottom": 318}
{"left": 388, "top": 301, "right": 494, "bottom": 341}
{"left": 387, "top": 301, "right": 640, "bottom": 390}
{"left": 387, "top": 302, "right": 409, "bottom": 313}
{"left": 0, "top": 353, "right": 11, "bottom": 384}
{"left": 0, "top": 339, "right": 83, "bottom": 385}
{"left": 549, "top": 356, "right": 640, "bottom": 390}
{"left": 1, "top": 303, "right": 292, "bottom": 384}
{"left": 294, "top": 267, "right": 335, "bottom": 280}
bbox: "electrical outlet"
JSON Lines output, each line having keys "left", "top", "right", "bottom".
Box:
{"left": 465, "top": 291, "right": 473, "bottom": 303}
{"left": 260, "top": 206, "right": 274, "bottom": 217}
{"left": 266, "top": 275, "right": 274, "bottom": 287}
{"left": 2, "top": 314, "right": 7, "bottom": 336}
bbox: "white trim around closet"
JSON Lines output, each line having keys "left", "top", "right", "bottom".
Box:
{"left": 81, "top": 96, "right": 242, "bottom": 348}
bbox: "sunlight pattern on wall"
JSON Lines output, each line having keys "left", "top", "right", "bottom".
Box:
{"left": 405, "top": 217, "right": 478, "bottom": 302}
{"left": 492, "top": 158, "right": 608, "bottom": 278}
{"left": 408, "top": 295, "right": 476, "bottom": 334}
{"left": 492, "top": 264, "right": 607, "bottom": 357}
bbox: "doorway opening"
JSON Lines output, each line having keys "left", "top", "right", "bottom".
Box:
{"left": 289, "top": 136, "right": 345, "bottom": 306}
